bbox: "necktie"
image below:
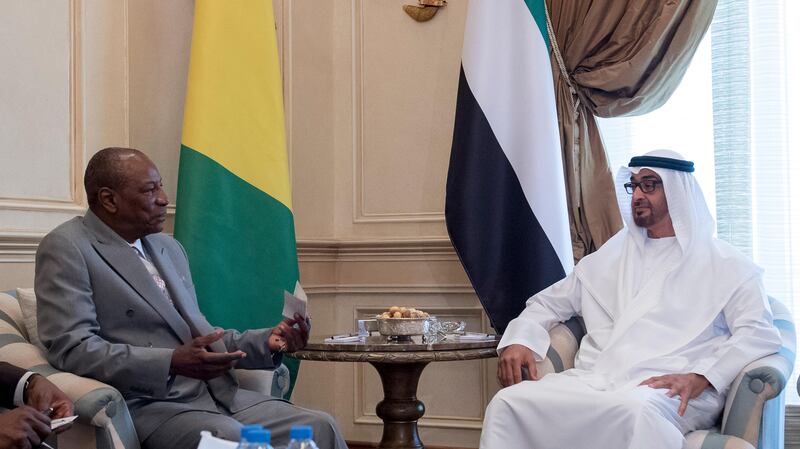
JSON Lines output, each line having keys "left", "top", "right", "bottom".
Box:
{"left": 133, "top": 247, "right": 174, "bottom": 306}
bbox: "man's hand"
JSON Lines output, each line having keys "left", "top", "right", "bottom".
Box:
{"left": 497, "top": 344, "right": 537, "bottom": 387}
{"left": 24, "top": 374, "right": 74, "bottom": 423}
{"left": 639, "top": 373, "right": 711, "bottom": 416}
{"left": 268, "top": 313, "right": 310, "bottom": 353}
{"left": 0, "top": 406, "right": 51, "bottom": 449}
{"left": 170, "top": 330, "right": 246, "bottom": 380}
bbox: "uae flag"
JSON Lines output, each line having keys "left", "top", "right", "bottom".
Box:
{"left": 446, "top": 0, "right": 573, "bottom": 334}
{"left": 174, "top": 0, "right": 300, "bottom": 393}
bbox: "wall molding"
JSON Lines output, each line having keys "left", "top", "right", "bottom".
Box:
{"left": 0, "top": 0, "right": 85, "bottom": 213}
{"left": 350, "top": 0, "right": 444, "bottom": 225}
{"left": 0, "top": 232, "right": 44, "bottom": 263}
{"left": 298, "top": 238, "right": 456, "bottom": 261}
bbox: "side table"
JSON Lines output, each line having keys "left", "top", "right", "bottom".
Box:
{"left": 288, "top": 336, "right": 499, "bottom": 449}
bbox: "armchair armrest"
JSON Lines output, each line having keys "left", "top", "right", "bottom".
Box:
{"left": 49, "top": 371, "right": 140, "bottom": 449}
{"left": 720, "top": 353, "right": 793, "bottom": 446}
{"left": 236, "top": 364, "right": 290, "bottom": 398}
{"left": 685, "top": 430, "right": 756, "bottom": 449}
{"left": 535, "top": 317, "right": 585, "bottom": 378}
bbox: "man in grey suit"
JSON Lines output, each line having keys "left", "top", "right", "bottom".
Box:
{"left": 0, "top": 361, "right": 74, "bottom": 448}
{"left": 35, "top": 147, "right": 347, "bottom": 449}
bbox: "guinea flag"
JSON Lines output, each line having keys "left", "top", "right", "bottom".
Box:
{"left": 445, "top": 0, "right": 573, "bottom": 334}
{"left": 174, "top": 0, "right": 300, "bottom": 394}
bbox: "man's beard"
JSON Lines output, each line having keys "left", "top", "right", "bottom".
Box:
{"left": 633, "top": 212, "right": 655, "bottom": 228}
{"left": 632, "top": 201, "right": 655, "bottom": 228}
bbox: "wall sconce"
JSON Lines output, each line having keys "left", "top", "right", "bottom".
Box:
{"left": 403, "top": 0, "right": 447, "bottom": 22}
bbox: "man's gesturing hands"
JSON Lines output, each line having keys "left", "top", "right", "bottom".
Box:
{"left": 170, "top": 330, "right": 245, "bottom": 380}
{"left": 268, "top": 313, "right": 310, "bottom": 353}
{"left": 640, "top": 373, "right": 711, "bottom": 416}
{"left": 497, "top": 344, "right": 538, "bottom": 387}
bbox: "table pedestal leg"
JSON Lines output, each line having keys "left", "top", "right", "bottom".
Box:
{"left": 369, "top": 361, "right": 430, "bottom": 449}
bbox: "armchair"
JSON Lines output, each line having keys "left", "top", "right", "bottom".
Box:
{"left": 0, "top": 289, "right": 290, "bottom": 449}
{"left": 539, "top": 297, "right": 795, "bottom": 449}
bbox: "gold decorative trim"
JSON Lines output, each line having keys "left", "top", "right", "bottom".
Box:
{"left": 122, "top": 0, "right": 130, "bottom": 147}
{"left": 71, "top": 0, "right": 85, "bottom": 208}
{"left": 403, "top": 0, "right": 447, "bottom": 23}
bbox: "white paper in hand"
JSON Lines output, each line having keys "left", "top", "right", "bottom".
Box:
{"left": 51, "top": 415, "right": 78, "bottom": 430}
{"left": 196, "top": 431, "right": 238, "bottom": 449}
{"left": 282, "top": 281, "right": 308, "bottom": 319}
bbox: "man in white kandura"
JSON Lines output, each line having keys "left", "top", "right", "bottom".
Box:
{"left": 479, "top": 149, "right": 782, "bottom": 449}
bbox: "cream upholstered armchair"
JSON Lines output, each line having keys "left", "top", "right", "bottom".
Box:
{"left": 539, "top": 297, "right": 795, "bottom": 449}
{"left": 0, "top": 289, "right": 290, "bottom": 449}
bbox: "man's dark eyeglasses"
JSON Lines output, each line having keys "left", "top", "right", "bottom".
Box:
{"left": 624, "top": 180, "right": 663, "bottom": 194}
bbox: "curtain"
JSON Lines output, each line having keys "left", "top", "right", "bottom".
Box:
{"left": 544, "top": 0, "right": 718, "bottom": 260}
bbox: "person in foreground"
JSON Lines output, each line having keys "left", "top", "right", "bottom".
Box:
{"left": 479, "top": 149, "right": 782, "bottom": 449}
{"left": 0, "top": 361, "right": 74, "bottom": 449}
{"left": 34, "top": 147, "right": 347, "bottom": 449}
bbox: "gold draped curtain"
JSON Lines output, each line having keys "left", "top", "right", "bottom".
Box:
{"left": 545, "top": 0, "right": 718, "bottom": 261}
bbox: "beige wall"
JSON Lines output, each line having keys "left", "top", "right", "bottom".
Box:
{"left": 0, "top": 1, "right": 494, "bottom": 447}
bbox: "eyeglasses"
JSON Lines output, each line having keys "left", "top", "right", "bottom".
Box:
{"left": 624, "top": 180, "right": 663, "bottom": 194}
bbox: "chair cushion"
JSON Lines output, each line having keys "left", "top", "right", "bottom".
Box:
{"left": 16, "top": 288, "right": 44, "bottom": 350}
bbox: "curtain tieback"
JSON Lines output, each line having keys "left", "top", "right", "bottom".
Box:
{"left": 544, "top": 1, "right": 582, "bottom": 180}
{"left": 543, "top": 1, "right": 580, "bottom": 121}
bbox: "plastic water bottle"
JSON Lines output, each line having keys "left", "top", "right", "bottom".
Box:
{"left": 286, "top": 426, "right": 319, "bottom": 449}
{"left": 247, "top": 430, "right": 274, "bottom": 449}
{"left": 237, "top": 425, "right": 266, "bottom": 449}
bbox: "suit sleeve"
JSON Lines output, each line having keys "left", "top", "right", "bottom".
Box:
{"left": 35, "top": 232, "right": 174, "bottom": 399}
{"left": 0, "top": 361, "right": 27, "bottom": 408}
{"left": 221, "top": 328, "right": 282, "bottom": 370}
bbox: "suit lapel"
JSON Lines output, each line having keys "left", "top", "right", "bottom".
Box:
{"left": 141, "top": 238, "right": 239, "bottom": 403}
{"left": 84, "top": 212, "right": 193, "bottom": 344}
{"left": 143, "top": 237, "right": 228, "bottom": 353}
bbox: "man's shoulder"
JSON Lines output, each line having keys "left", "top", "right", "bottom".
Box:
{"left": 39, "top": 216, "right": 89, "bottom": 248}
{"left": 708, "top": 238, "right": 762, "bottom": 281}
{"left": 711, "top": 238, "right": 756, "bottom": 265}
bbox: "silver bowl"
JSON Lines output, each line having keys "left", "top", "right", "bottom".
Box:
{"left": 377, "top": 317, "right": 430, "bottom": 337}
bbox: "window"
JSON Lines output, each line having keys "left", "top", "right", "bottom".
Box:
{"left": 598, "top": 0, "right": 800, "bottom": 403}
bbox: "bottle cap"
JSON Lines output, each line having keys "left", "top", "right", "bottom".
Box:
{"left": 240, "top": 425, "right": 263, "bottom": 441}
{"left": 290, "top": 425, "right": 313, "bottom": 440}
{"left": 250, "top": 430, "right": 271, "bottom": 444}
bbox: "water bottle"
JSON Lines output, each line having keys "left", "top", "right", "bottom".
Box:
{"left": 286, "top": 425, "right": 319, "bottom": 449}
{"left": 247, "top": 430, "right": 274, "bottom": 449}
{"left": 237, "top": 425, "right": 265, "bottom": 448}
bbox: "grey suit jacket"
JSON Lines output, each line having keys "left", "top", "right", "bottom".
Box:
{"left": 35, "top": 210, "right": 282, "bottom": 440}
